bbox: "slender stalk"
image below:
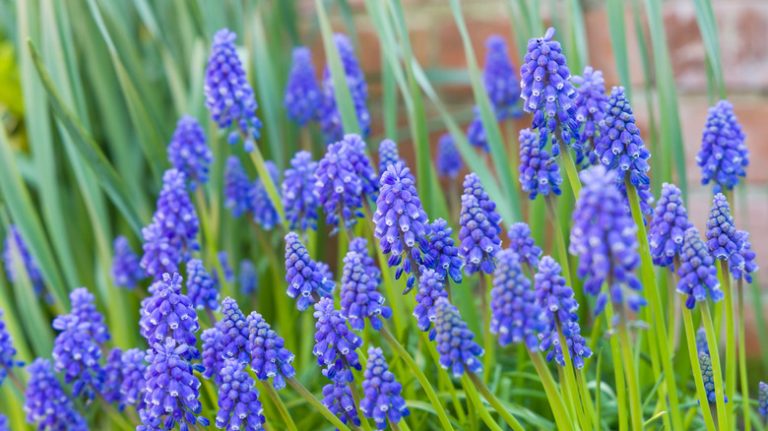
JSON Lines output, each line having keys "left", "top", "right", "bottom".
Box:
{"left": 286, "top": 377, "right": 352, "bottom": 431}
{"left": 544, "top": 196, "right": 574, "bottom": 289}
{"left": 701, "top": 304, "right": 729, "bottom": 430}
{"left": 529, "top": 351, "right": 575, "bottom": 431}
{"left": 560, "top": 146, "right": 582, "bottom": 198}
{"left": 261, "top": 383, "right": 298, "bottom": 431}
{"left": 604, "top": 307, "right": 628, "bottom": 431}
{"left": 681, "top": 307, "right": 717, "bottom": 431}
{"left": 482, "top": 275, "right": 495, "bottom": 382}
{"left": 466, "top": 371, "right": 525, "bottom": 431}
{"left": 719, "top": 261, "right": 736, "bottom": 425}
{"left": 556, "top": 323, "right": 591, "bottom": 431}
{"left": 248, "top": 147, "right": 288, "bottom": 231}
{"left": 461, "top": 374, "right": 503, "bottom": 431}
{"left": 616, "top": 315, "right": 643, "bottom": 431}
{"left": 738, "top": 279, "right": 751, "bottom": 431}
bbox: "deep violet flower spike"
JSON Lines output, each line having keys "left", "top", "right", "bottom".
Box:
{"left": 677, "top": 228, "right": 723, "bottom": 309}
{"left": 572, "top": 66, "right": 609, "bottom": 164}
{"left": 349, "top": 237, "right": 381, "bottom": 286}
{"left": 483, "top": 35, "right": 522, "bottom": 120}
{"left": 426, "top": 219, "right": 463, "bottom": 284}
{"left": 705, "top": 193, "right": 744, "bottom": 271}
{"left": 138, "top": 339, "right": 208, "bottom": 431}
{"left": 343, "top": 134, "right": 379, "bottom": 200}
{"left": 436, "top": 133, "right": 463, "bottom": 179}
{"left": 373, "top": 162, "right": 431, "bottom": 292}
{"left": 252, "top": 161, "right": 281, "bottom": 230}
{"left": 139, "top": 273, "right": 200, "bottom": 359}
{"left": 103, "top": 348, "right": 123, "bottom": 405}
{"left": 595, "top": 86, "right": 653, "bottom": 215}
{"left": 697, "top": 100, "right": 749, "bottom": 193}
{"left": 284, "top": 46, "right": 322, "bottom": 127}
{"left": 340, "top": 251, "right": 392, "bottom": 331}
{"left": 518, "top": 128, "right": 562, "bottom": 200}
{"left": 201, "top": 326, "right": 225, "bottom": 382}
{"left": 432, "top": 298, "right": 484, "bottom": 376}
{"left": 507, "top": 222, "right": 542, "bottom": 269}
{"left": 216, "top": 298, "right": 250, "bottom": 364}
{"left": 186, "top": 259, "right": 220, "bottom": 311}
{"left": 0, "top": 414, "right": 7, "bottom": 431}
{"left": 313, "top": 297, "right": 362, "bottom": 382}
{"left": 458, "top": 173, "right": 502, "bottom": 275}
{"left": 0, "top": 309, "right": 22, "bottom": 386}
{"left": 466, "top": 108, "right": 489, "bottom": 152}
{"left": 24, "top": 358, "right": 87, "bottom": 431}
{"left": 322, "top": 381, "right": 361, "bottom": 427}
{"left": 315, "top": 139, "right": 365, "bottom": 230}
{"left": 282, "top": 151, "right": 319, "bottom": 231}
{"left": 225, "top": 156, "right": 254, "bottom": 218}
{"left": 284, "top": 232, "right": 334, "bottom": 310}
{"left": 205, "top": 29, "right": 262, "bottom": 151}
{"left": 216, "top": 360, "right": 266, "bottom": 431}
{"left": 378, "top": 139, "right": 400, "bottom": 174}
{"left": 120, "top": 348, "right": 147, "bottom": 410}
{"left": 732, "top": 230, "right": 758, "bottom": 283}
{"left": 167, "top": 116, "right": 212, "bottom": 189}
{"left": 649, "top": 183, "right": 693, "bottom": 267}
{"left": 570, "top": 166, "right": 644, "bottom": 316}
{"left": 413, "top": 268, "right": 449, "bottom": 333}
{"left": 696, "top": 327, "right": 709, "bottom": 354}
{"left": 699, "top": 352, "right": 727, "bottom": 404}
{"left": 360, "top": 347, "right": 410, "bottom": 429}
{"left": 3, "top": 225, "right": 45, "bottom": 297}
{"left": 239, "top": 259, "right": 258, "bottom": 295}
{"left": 759, "top": 382, "right": 768, "bottom": 417}
{"left": 490, "top": 250, "right": 544, "bottom": 349}
{"left": 69, "top": 286, "right": 110, "bottom": 344}
{"left": 111, "top": 236, "right": 145, "bottom": 289}
{"left": 246, "top": 312, "right": 296, "bottom": 390}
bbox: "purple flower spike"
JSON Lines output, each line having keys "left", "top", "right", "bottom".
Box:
{"left": 24, "top": 358, "right": 87, "bottom": 431}
{"left": 570, "top": 166, "right": 644, "bottom": 317}
{"left": 103, "top": 348, "right": 123, "bottom": 405}
{"left": 4, "top": 225, "right": 46, "bottom": 298}
{"left": 112, "top": 236, "right": 145, "bottom": 289}
{"left": 467, "top": 108, "right": 489, "bottom": 152}
{"left": 201, "top": 326, "right": 225, "bottom": 382}
{"left": 374, "top": 161, "right": 431, "bottom": 292}
{"left": 518, "top": 128, "right": 562, "bottom": 200}
{"left": 246, "top": 312, "right": 296, "bottom": 390}
{"left": 205, "top": 29, "right": 262, "bottom": 151}
{"left": 350, "top": 237, "right": 381, "bottom": 285}
{"left": 216, "top": 360, "right": 266, "bottom": 431}
{"left": 360, "top": 347, "right": 410, "bottom": 429}
{"left": 491, "top": 250, "right": 544, "bottom": 349}
{"left": 413, "top": 268, "right": 449, "bottom": 333}
{"left": 239, "top": 259, "right": 258, "bottom": 295}
{"left": 315, "top": 139, "right": 365, "bottom": 230}
{"left": 378, "top": 139, "right": 400, "bottom": 174}
{"left": 436, "top": 133, "right": 463, "bottom": 179}
{"left": 284, "top": 46, "right": 322, "bottom": 127}
{"left": 218, "top": 251, "right": 234, "bottom": 283}
{"left": 426, "top": 219, "right": 463, "bottom": 284}
{"left": 696, "top": 327, "right": 709, "bottom": 354}
{"left": 0, "top": 414, "right": 7, "bottom": 431}
{"left": 313, "top": 297, "right": 362, "bottom": 383}
{"left": 344, "top": 134, "right": 379, "bottom": 200}
{"left": 596, "top": 87, "right": 653, "bottom": 214}
{"left": 225, "top": 156, "right": 254, "bottom": 218}
{"left": 284, "top": 232, "right": 334, "bottom": 310}
{"left": 698, "top": 100, "right": 749, "bottom": 193}
{"left": 322, "top": 380, "right": 361, "bottom": 427}
{"left": 706, "top": 193, "right": 744, "bottom": 271}
{"left": 340, "top": 251, "right": 391, "bottom": 331}
{"left": 483, "top": 35, "right": 522, "bottom": 120}
{"left": 432, "top": 298, "right": 484, "bottom": 376}
{"left": 649, "top": 183, "right": 693, "bottom": 268}
{"left": 0, "top": 309, "right": 22, "bottom": 386}
{"left": 167, "top": 116, "right": 211, "bottom": 189}
{"left": 140, "top": 273, "right": 200, "bottom": 358}
{"left": 70, "top": 287, "right": 110, "bottom": 343}
{"left": 572, "top": 66, "right": 609, "bottom": 165}
{"left": 732, "top": 230, "right": 758, "bottom": 283}
{"left": 507, "top": 222, "right": 542, "bottom": 269}
{"left": 282, "top": 151, "right": 319, "bottom": 231}
{"left": 759, "top": 382, "right": 768, "bottom": 417}
{"left": 138, "top": 339, "right": 208, "bottom": 431}
{"left": 186, "top": 259, "right": 220, "bottom": 311}
{"left": 699, "top": 352, "right": 727, "bottom": 404}
{"left": 458, "top": 174, "right": 502, "bottom": 275}
{"left": 217, "top": 297, "right": 250, "bottom": 363}
{"left": 252, "top": 161, "right": 281, "bottom": 230}
{"left": 120, "top": 348, "right": 147, "bottom": 410}
{"left": 678, "top": 228, "right": 723, "bottom": 309}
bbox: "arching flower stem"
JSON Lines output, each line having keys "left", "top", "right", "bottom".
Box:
{"left": 737, "top": 278, "right": 751, "bottom": 431}
{"left": 482, "top": 274, "right": 495, "bottom": 383}
{"left": 717, "top": 261, "right": 736, "bottom": 425}
{"left": 680, "top": 307, "right": 717, "bottom": 431}
{"left": 528, "top": 351, "right": 575, "bottom": 431}
{"left": 555, "top": 321, "right": 593, "bottom": 431}
{"left": 286, "top": 377, "right": 353, "bottom": 431}
{"left": 701, "top": 304, "right": 729, "bottom": 430}
{"left": 256, "top": 378, "right": 298, "bottom": 431}
{"left": 465, "top": 371, "right": 525, "bottom": 431}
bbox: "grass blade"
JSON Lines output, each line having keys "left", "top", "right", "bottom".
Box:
{"left": 607, "top": 0, "right": 632, "bottom": 101}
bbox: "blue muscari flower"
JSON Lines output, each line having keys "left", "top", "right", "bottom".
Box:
{"left": 0, "top": 414, "right": 6, "bottom": 431}
{"left": 699, "top": 351, "right": 727, "bottom": 404}
{"left": 413, "top": 268, "right": 449, "bottom": 333}
{"left": 483, "top": 35, "right": 522, "bottom": 120}
{"left": 120, "top": 348, "right": 147, "bottom": 410}
{"left": 139, "top": 339, "right": 208, "bottom": 431}
{"left": 360, "top": 347, "right": 409, "bottom": 429}
{"left": 426, "top": 219, "right": 463, "bottom": 284}
{"left": 466, "top": 108, "right": 489, "bottom": 152}
{"left": 706, "top": 193, "right": 745, "bottom": 271}
{"left": 70, "top": 286, "right": 110, "bottom": 344}
{"left": 284, "top": 47, "right": 322, "bottom": 127}
{"left": 570, "top": 166, "right": 644, "bottom": 316}
{"left": 24, "top": 358, "right": 87, "bottom": 431}
{"left": 218, "top": 251, "right": 234, "bottom": 283}
{"left": 239, "top": 259, "right": 258, "bottom": 295}
{"left": 141, "top": 169, "right": 200, "bottom": 278}
{"left": 436, "top": 133, "right": 463, "bottom": 179}
{"left": 201, "top": 326, "right": 225, "bottom": 382}
{"left": 697, "top": 100, "right": 749, "bottom": 193}
{"left": 518, "top": 128, "right": 562, "bottom": 200}
{"left": 535, "top": 256, "right": 591, "bottom": 369}
{"left": 732, "top": 230, "right": 758, "bottom": 283}
{"left": 458, "top": 173, "right": 502, "bottom": 275}
{"left": 696, "top": 327, "right": 709, "bottom": 354}
{"left": 216, "top": 360, "right": 266, "bottom": 431}
{"left": 112, "top": 236, "right": 145, "bottom": 289}
{"left": 344, "top": 134, "right": 379, "bottom": 200}
{"left": 678, "top": 227, "right": 723, "bottom": 309}
{"left": 315, "top": 139, "right": 365, "bottom": 230}
{"left": 282, "top": 151, "right": 319, "bottom": 231}
{"left": 186, "top": 259, "right": 220, "bottom": 311}
{"left": 284, "top": 232, "right": 334, "bottom": 310}
{"left": 322, "top": 380, "right": 361, "bottom": 427}
{"left": 572, "top": 66, "right": 609, "bottom": 164}
{"left": 3, "top": 225, "right": 45, "bottom": 297}
{"left": 225, "top": 156, "right": 254, "bottom": 218}
{"left": 216, "top": 297, "right": 250, "bottom": 364}
{"left": 205, "top": 29, "right": 262, "bottom": 152}
{"left": 246, "top": 312, "right": 296, "bottom": 390}
{"left": 313, "top": 297, "right": 362, "bottom": 383}
{"left": 373, "top": 162, "right": 431, "bottom": 292}
{"left": 507, "top": 222, "right": 542, "bottom": 269}
{"left": 649, "top": 183, "right": 692, "bottom": 268}
{"left": 520, "top": 28, "right": 581, "bottom": 161}
{"left": 103, "top": 348, "right": 123, "bottom": 405}
{"left": 432, "top": 298, "right": 483, "bottom": 376}
{"left": 491, "top": 250, "right": 544, "bottom": 349}
{"left": 340, "top": 251, "right": 391, "bottom": 331}
{"left": 759, "top": 382, "right": 768, "bottom": 417}
{"left": 252, "top": 160, "right": 281, "bottom": 230}
{"left": 0, "top": 309, "right": 22, "bottom": 386}
{"left": 350, "top": 237, "right": 381, "bottom": 286}
{"left": 378, "top": 139, "right": 400, "bottom": 174}
{"left": 140, "top": 273, "right": 200, "bottom": 359}
{"left": 595, "top": 86, "right": 653, "bottom": 214}
{"left": 319, "top": 34, "right": 370, "bottom": 142}
{"left": 167, "top": 116, "right": 211, "bottom": 189}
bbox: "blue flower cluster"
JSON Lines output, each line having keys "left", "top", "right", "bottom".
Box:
{"left": 225, "top": 156, "right": 254, "bottom": 218}
{"left": 706, "top": 193, "right": 745, "bottom": 270}
{"left": 3, "top": 225, "right": 46, "bottom": 297}
{"left": 250, "top": 161, "right": 281, "bottom": 230}
{"left": 216, "top": 360, "right": 266, "bottom": 431}
{"left": 112, "top": 236, "right": 145, "bottom": 289}
{"left": 507, "top": 222, "right": 542, "bottom": 269}
{"left": 759, "top": 381, "right": 768, "bottom": 417}
{"left": 426, "top": 219, "right": 463, "bottom": 284}
{"left": 340, "top": 251, "right": 391, "bottom": 331}
{"left": 483, "top": 35, "right": 521, "bottom": 120}
{"left": 24, "top": 358, "right": 87, "bottom": 431}
{"left": 432, "top": 298, "right": 484, "bottom": 377}
{"left": 282, "top": 151, "right": 319, "bottom": 231}
{"left": 360, "top": 347, "right": 409, "bottom": 429}
{"left": 313, "top": 298, "right": 362, "bottom": 382}
{"left": 490, "top": 250, "right": 544, "bottom": 349}
{"left": 572, "top": 66, "right": 608, "bottom": 164}
{"left": 284, "top": 232, "right": 334, "bottom": 310}
{"left": 466, "top": 108, "right": 489, "bottom": 152}
{"left": 413, "top": 269, "right": 448, "bottom": 333}
{"left": 0, "top": 309, "right": 21, "bottom": 386}
{"left": 140, "top": 273, "right": 200, "bottom": 358}
{"left": 284, "top": 47, "right": 322, "bottom": 127}
{"left": 677, "top": 228, "right": 723, "bottom": 309}
{"left": 436, "top": 133, "right": 463, "bottom": 179}
{"left": 649, "top": 183, "right": 692, "bottom": 268}
{"left": 119, "top": 348, "right": 147, "bottom": 410}
{"left": 167, "top": 116, "right": 212, "bottom": 189}
{"left": 698, "top": 351, "right": 727, "bottom": 404}
{"left": 378, "top": 139, "right": 400, "bottom": 174}
{"left": 322, "top": 380, "right": 361, "bottom": 427}
{"left": 186, "top": 258, "right": 220, "bottom": 311}
{"left": 518, "top": 128, "right": 562, "bottom": 200}
{"left": 458, "top": 174, "right": 502, "bottom": 275}
{"left": 239, "top": 259, "right": 258, "bottom": 295}
{"left": 697, "top": 100, "right": 749, "bottom": 193}
{"left": 247, "top": 312, "right": 296, "bottom": 390}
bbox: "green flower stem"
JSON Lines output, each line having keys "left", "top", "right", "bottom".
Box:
{"left": 259, "top": 382, "right": 298, "bottom": 431}
{"left": 248, "top": 147, "right": 288, "bottom": 231}
{"left": 737, "top": 280, "right": 751, "bottom": 431}
{"left": 556, "top": 323, "right": 591, "bottom": 431}
{"left": 719, "top": 261, "right": 736, "bottom": 425}
{"left": 701, "top": 304, "right": 729, "bottom": 430}
{"left": 286, "top": 377, "right": 353, "bottom": 431}
{"left": 421, "top": 330, "right": 467, "bottom": 423}
{"left": 529, "top": 351, "right": 575, "bottom": 431}
{"left": 380, "top": 326, "right": 456, "bottom": 431}
{"left": 561, "top": 146, "right": 582, "bottom": 198}
{"left": 482, "top": 274, "right": 495, "bottom": 383}
{"left": 544, "top": 196, "right": 574, "bottom": 290}
{"left": 100, "top": 396, "right": 134, "bottom": 431}
{"left": 681, "top": 307, "right": 717, "bottom": 431}
{"left": 616, "top": 315, "right": 643, "bottom": 431}
{"left": 603, "top": 303, "right": 628, "bottom": 431}
{"left": 625, "top": 177, "right": 684, "bottom": 431}
{"left": 461, "top": 374, "right": 503, "bottom": 431}
{"left": 666, "top": 269, "right": 679, "bottom": 348}
{"left": 466, "top": 371, "right": 525, "bottom": 431}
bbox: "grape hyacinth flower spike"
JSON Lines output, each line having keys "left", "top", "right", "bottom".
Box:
{"left": 282, "top": 151, "right": 319, "bottom": 231}
{"left": 139, "top": 273, "right": 200, "bottom": 358}
{"left": 349, "top": 237, "right": 381, "bottom": 285}
{"left": 239, "top": 259, "right": 258, "bottom": 295}
{"left": 343, "top": 134, "right": 379, "bottom": 200}
{"left": 251, "top": 160, "right": 281, "bottom": 230}
{"left": 458, "top": 173, "right": 502, "bottom": 275}
{"left": 378, "top": 139, "right": 400, "bottom": 174}
{"left": 490, "top": 250, "right": 544, "bottom": 349}
{"left": 284, "top": 46, "right": 322, "bottom": 127}
{"left": 313, "top": 297, "right": 362, "bottom": 382}
{"left": 167, "top": 115, "right": 212, "bottom": 189}
{"left": 373, "top": 161, "right": 431, "bottom": 292}
{"left": 732, "top": 230, "right": 758, "bottom": 283}
{"left": 466, "top": 107, "right": 489, "bottom": 152}
{"left": 426, "top": 219, "right": 463, "bottom": 284}
{"left": 111, "top": 236, "right": 145, "bottom": 289}
{"left": 284, "top": 232, "right": 334, "bottom": 310}
{"left": 218, "top": 251, "right": 234, "bottom": 283}
{"left": 205, "top": 29, "right": 262, "bottom": 151}
{"left": 24, "top": 358, "right": 87, "bottom": 431}
{"left": 571, "top": 66, "right": 609, "bottom": 164}
{"left": 322, "top": 380, "right": 361, "bottom": 427}
{"left": 186, "top": 258, "right": 220, "bottom": 311}
{"left": 120, "top": 348, "right": 147, "bottom": 410}
{"left": 483, "top": 35, "right": 522, "bottom": 120}
{"left": 649, "top": 183, "right": 692, "bottom": 268}
{"left": 436, "top": 133, "right": 463, "bottom": 179}
{"left": 340, "top": 250, "right": 391, "bottom": 331}
{"left": 360, "top": 347, "right": 410, "bottom": 429}
{"left": 699, "top": 352, "right": 727, "bottom": 404}
{"left": 247, "top": 312, "right": 296, "bottom": 390}
{"left": 518, "top": 128, "right": 563, "bottom": 200}
{"left": 507, "top": 222, "right": 542, "bottom": 269}
{"left": 315, "top": 139, "right": 365, "bottom": 231}
{"left": 706, "top": 193, "right": 745, "bottom": 271}
{"left": 225, "top": 156, "right": 254, "bottom": 218}
{"left": 432, "top": 297, "right": 484, "bottom": 376}
{"left": 216, "top": 360, "right": 266, "bottom": 431}
{"left": 102, "top": 348, "right": 124, "bottom": 406}
{"left": 413, "top": 268, "right": 449, "bottom": 333}
{"left": 677, "top": 228, "right": 723, "bottom": 309}
{"left": 759, "top": 382, "right": 768, "bottom": 418}
{"left": 0, "top": 309, "right": 22, "bottom": 385}
{"left": 697, "top": 100, "right": 749, "bottom": 193}
{"left": 3, "top": 225, "right": 46, "bottom": 297}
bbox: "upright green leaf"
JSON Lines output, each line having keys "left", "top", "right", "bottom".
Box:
{"left": 692, "top": 0, "right": 726, "bottom": 101}
{"left": 607, "top": 0, "right": 632, "bottom": 101}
